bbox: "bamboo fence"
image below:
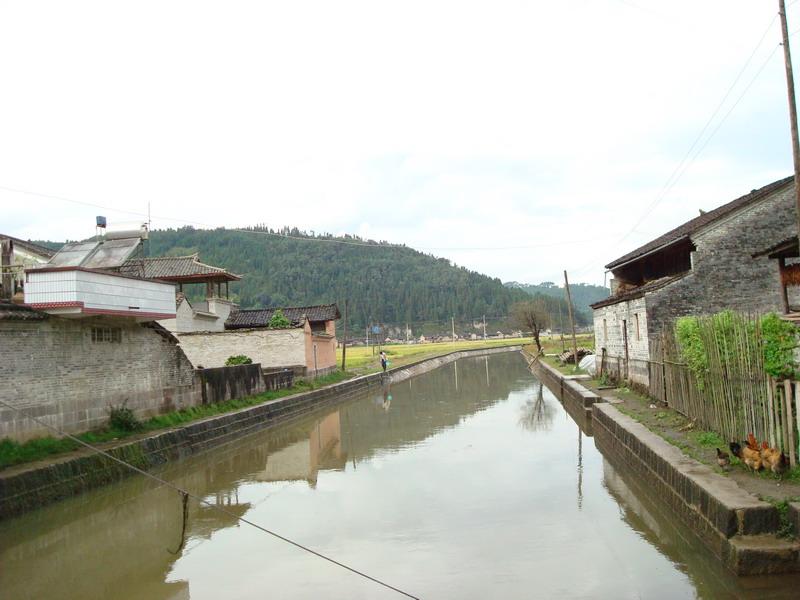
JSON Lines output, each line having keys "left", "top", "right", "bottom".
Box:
{"left": 602, "top": 313, "right": 800, "bottom": 467}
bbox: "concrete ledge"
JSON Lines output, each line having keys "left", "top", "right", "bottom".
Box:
{"left": 0, "top": 344, "right": 520, "bottom": 520}
{"left": 592, "top": 403, "right": 800, "bottom": 575}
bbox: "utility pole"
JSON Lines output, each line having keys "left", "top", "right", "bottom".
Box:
{"left": 563, "top": 270, "right": 579, "bottom": 372}
{"left": 341, "top": 300, "right": 348, "bottom": 371}
{"left": 779, "top": 0, "right": 800, "bottom": 237}
{"left": 366, "top": 324, "right": 370, "bottom": 355}
{"left": 405, "top": 322, "right": 409, "bottom": 344}
{"left": 482, "top": 314, "right": 486, "bottom": 340}
{"left": 451, "top": 316, "right": 456, "bottom": 345}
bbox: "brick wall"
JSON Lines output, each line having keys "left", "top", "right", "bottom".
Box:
{"left": 177, "top": 327, "right": 307, "bottom": 370}
{"left": 646, "top": 185, "right": 797, "bottom": 336}
{"left": 0, "top": 316, "right": 200, "bottom": 441}
{"left": 593, "top": 296, "right": 651, "bottom": 385}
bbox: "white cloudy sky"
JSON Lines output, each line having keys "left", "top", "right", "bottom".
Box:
{"left": 1, "top": 0, "right": 797, "bottom": 285}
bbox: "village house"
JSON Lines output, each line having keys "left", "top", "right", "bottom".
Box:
{"left": 0, "top": 234, "right": 54, "bottom": 300}
{"left": 592, "top": 176, "right": 798, "bottom": 386}
{"left": 119, "top": 254, "right": 241, "bottom": 333}
{"left": 177, "top": 304, "right": 341, "bottom": 377}
{"left": 1, "top": 231, "right": 260, "bottom": 441}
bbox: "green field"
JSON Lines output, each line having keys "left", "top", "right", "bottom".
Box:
{"left": 338, "top": 334, "right": 594, "bottom": 373}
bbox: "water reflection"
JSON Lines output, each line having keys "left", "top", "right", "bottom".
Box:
{"left": 1, "top": 353, "right": 798, "bottom": 599}
{"left": 518, "top": 382, "right": 556, "bottom": 432}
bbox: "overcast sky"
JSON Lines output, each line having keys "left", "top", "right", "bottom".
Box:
{"left": 1, "top": 0, "right": 798, "bottom": 285}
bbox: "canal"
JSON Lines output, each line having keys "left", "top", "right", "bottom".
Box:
{"left": 1, "top": 352, "right": 799, "bottom": 599}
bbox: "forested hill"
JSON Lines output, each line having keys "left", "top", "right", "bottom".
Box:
{"left": 147, "top": 227, "right": 531, "bottom": 332}
{"left": 504, "top": 281, "right": 608, "bottom": 321}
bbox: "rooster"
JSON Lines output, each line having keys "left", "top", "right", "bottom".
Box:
{"left": 760, "top": 446, "right": 789, "bottom": 477}
{"left": 729, "top": 441, "right": 762, "bottom": 472}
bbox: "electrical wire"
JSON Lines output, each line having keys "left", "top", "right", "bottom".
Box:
{"left": 0, "top": 184, "right": 593, "bottom": 252}
{"left": 0, "top": 397, "right": 420, "bottom": 600}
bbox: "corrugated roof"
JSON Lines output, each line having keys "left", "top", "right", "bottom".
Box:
{"left": 0, "top": 302, "right": 48, "bottom": 321}
{"left": 590, "top": 273, "right": 688, "bottom": 309}
{"left": 120, "top": 254, "right": 240, "bottom": 281}
{"left": 606, "top": 176, "right": 794, "bottom": 270}
{"left": 226, "top": 304, "right": 341, "bottom": 329}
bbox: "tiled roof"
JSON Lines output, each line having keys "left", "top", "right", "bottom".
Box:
{"left": 590, "top": 273, "right": 688, "bottom": 309}
{"left": 120, "top": 254, "right": 240, "bottom": 281}
{"left": 0, "top": 234, "right": 55, "bottom": 258}
{"left": 0, "top": 302, "right": 48, "bottom": 321}
{"left": 226, "top": 304, "right": 340, "bottom": 329}
{"left": 606, "top": 176, "right": 794, "bottom": 270}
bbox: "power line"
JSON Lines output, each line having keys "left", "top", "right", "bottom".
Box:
{"left": 0, "top": 398, "right": 420, "bottom": 599}
{"left": 561, "top": 19, "right": 785, "bottom": 282}
{"left": 0, "top": 184, "right": 594, "bottom": 252}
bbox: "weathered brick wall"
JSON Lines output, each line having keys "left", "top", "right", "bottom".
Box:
{"left": 646, "top": 185, "right": 796, "bottom": 336}
{"left": 592, "top": 296, "right": 650, "bottom": 385}
{"left": 0, "top": 317, "right": 200, "bottom": 441}
{"left": 177, "top": 327, "right": 307, "bottom": 370}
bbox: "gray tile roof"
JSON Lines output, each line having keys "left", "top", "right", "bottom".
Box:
{"left": 0, "top": 302, "right": 48, "bottom": 321}
{"left": 120, "top": 254, "right": 240, "bottom": 281}
{"left": 606, "top": 176, "right": 794, "bottom": 270}
{"left": 226, "top": 304, "right": 340, "bottom": 329}
{"left": 0, "top": 235, "right": 55, "bottom": 258}
{"left": 590, "top": 273, "right": 688, "bottom": 309}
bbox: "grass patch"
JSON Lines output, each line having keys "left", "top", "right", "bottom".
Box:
{"left": 762, "top": 498, "right": 797, "bottom": 540}
{"left": 691, "top": 430, "right": 725, "bottom": 448}
{"left": 0, "top": 370, "right": 354, "bottom": 471}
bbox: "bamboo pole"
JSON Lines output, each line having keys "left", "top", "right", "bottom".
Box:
{"left": 768, "top": 378, "right": 778, "bottom": 448}
{"left": 784, "top": 379, "right": 796, "bottom": 467}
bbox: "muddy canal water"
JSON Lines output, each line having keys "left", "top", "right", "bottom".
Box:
{"left": 2, "top": 353, "right": 799, "bottom": 599}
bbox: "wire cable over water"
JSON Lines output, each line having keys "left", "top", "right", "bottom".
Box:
{"left": 0, "top": 398, "right": 421, "bottom": 600}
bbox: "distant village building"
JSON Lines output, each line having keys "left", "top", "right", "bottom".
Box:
{"left": 592, "top": 176, "right": 797, "bottom": 386}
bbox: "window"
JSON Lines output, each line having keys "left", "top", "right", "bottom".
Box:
{"left": 310, "top": 321, "right": 327, "bottom": 334}
{"left": 91, "top": 327, "right": 122, "bottom": 343}
{"left": 635, "top": 314, "right": 640, "bottom": 341}
{"left": 603, "top": 319, "right": 607, "bottom": 342}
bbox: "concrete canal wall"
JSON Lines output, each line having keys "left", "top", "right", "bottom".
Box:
{"left": 0, "top": 345, "right": 520, "bottom": 519}
{"left": 528, "top": 352, "right": 800, "bottom": 575}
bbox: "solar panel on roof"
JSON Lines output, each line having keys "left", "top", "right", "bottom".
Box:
{"left": 47, "top": 241, "right": 100, "bottom": 267}
{"left": 81, "top": 237, "right": 141, "bottom": 269}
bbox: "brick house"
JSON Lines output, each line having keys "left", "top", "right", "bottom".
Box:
{"left": 592, "top": 176, "right": 797, "bottom": 386}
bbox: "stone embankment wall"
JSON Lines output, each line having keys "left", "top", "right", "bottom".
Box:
{"left": 0, "top": 345, "right": 521, "bottom": 519}
{"left": 0, "top": 317, "right": 200, "bottom": 441}
{"left": 527, "top": 351, "right": 800, "bottom": 575}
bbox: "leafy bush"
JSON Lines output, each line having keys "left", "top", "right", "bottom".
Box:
{"left": 268, "top": 309, "right": 291, "bottom": 329}
{"left": 108, "top": 403, "right": 142, "bottom": 432}
{"left": 225, "top": 354, "right": 253, "bottom": 366}
{"left": 675, "top": 316, "right": 707, "bottom": 377}
{"left": 761, "top": 313, "right": 799, "bottom": 379}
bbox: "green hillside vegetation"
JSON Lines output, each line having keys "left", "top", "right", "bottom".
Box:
{"left": 146, "top": 226, "right": 537, "bottom": 333}
{"left": 505, "top": 280, "right": 608, "bottom": 323}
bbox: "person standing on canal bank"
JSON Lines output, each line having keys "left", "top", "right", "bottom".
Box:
{"left": 380, "top": 351, "right": 388, "bottom": 373}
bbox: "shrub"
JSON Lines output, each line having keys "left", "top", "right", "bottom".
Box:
{"left": 108, "top": 403, "right": 142, "bottom": 432}
{"left": 225, "top": 354, "right": 253, "bottom": 366}
{"left": 268, "top": 309, "right": 291, "bottom": 329}
{"left": 761, "top": 313, "right": 799, "bottom": 379}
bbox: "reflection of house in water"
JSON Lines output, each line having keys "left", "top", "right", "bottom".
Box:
{"left": 257, "top": 411, "right": 347, "bottom": 487}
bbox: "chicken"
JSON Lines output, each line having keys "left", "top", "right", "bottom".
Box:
{"left": 729, "top": 441, "right": 762, "bottom": 472}
{"left": 760, "top": 447, "right": 788, "bottom": 477}
{"left": 715, "top": 448, "right": 730, "bottom": 470}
